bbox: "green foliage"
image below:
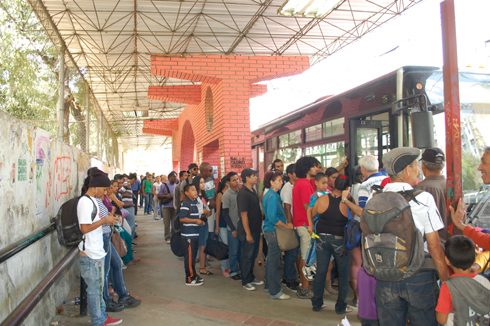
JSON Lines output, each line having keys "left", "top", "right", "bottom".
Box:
{"left": 0, "top": 0, "right": 58, "bottom": 133}
{"left": 462, "top": 150, "right": 483, "bottom": 193}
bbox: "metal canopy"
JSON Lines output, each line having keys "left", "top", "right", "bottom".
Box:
{"left": 30, "top": 0, "right": 422, "bottom": 150}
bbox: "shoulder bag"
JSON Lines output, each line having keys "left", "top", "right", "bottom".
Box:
{"left": 271, "top": 194, "right": 299, "bottom": 251}
{"left": 111, "top": 224, "right": 127, "bottom": 258}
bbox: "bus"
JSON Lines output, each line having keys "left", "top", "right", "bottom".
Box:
{"left": 251, "top": 66, "right": 490, "bottom": 221}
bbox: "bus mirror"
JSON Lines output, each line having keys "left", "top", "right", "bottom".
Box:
{"left": 411, "top": 110, "right": 435, "bottom": 149}
{"left": 392, "top": 94, "right": 428, "bottom": 116}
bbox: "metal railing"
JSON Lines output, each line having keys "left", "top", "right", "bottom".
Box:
{"left": 0, "top": 224, "right": 82, "bottom": 326}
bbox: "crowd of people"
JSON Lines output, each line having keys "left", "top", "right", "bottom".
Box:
{"left": 77, "top": 145, "right": 490, "bottom": 326}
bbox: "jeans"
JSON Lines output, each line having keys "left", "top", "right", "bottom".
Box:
{"left": 218, "top": 227, "right": 230, "bottom": 272}
{"left": 153, "top": 196, "right": 160, "bottom": 219}
{"left": 139, "top": 191, "right": 144, "bottom": 207}
{"left": 283, "top": 241, "right": 298, "bottom": 281}
{"left": 125, "top": 206, "right": 135, "bottom": 240}
{"left": 263, "top": 231, "right": 285, "bottom": 298}
{"left": 132, "top": 190, "right": 139, "bottom": 215}
{"left": 239, "top": 232, "right": 261, "bottom": 286}
{"left": 375, "top": 271, "right": 439, "bottom": 326}
{"left": 162, "top": 207, "right": 175, "bottom": 241}
{"left": 150, "top": 193, "right": 154, "bottom": 211}
{"left": 144, "top": 193, "right": 152, "bottom": 214}
{"left": 360, "top": 318, "right": 380, "bottom": 326}
{"left": 312, "top": 234, "right": 350, "bottom": 313}
{"left": 79, "top": 254, "right": 106, "bottom": 326}
{"left": 102, "top": 233, "right": 128, "bottom": 304}
{"left": 227, "top": 229, "right": 241, "bottom": 276}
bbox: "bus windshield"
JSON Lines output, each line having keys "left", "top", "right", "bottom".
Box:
{"left": 424, "top": 71, "right": 490, "bottom": 199}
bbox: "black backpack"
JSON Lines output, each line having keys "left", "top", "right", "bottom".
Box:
{"left": 55, "top": 195, "right": 96, "bottom": 248}
{"left": 360, "top": 187, "right": 426, "bottom": 282}
{"left": 170, "top": 198, "right": 192, "bottom": 257}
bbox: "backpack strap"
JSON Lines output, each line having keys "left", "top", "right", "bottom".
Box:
{"left": 399, "top": 189, "right": 423, "bottom": 206}
{"left": 371, "top": 184, "right": 384, "bottom": 194}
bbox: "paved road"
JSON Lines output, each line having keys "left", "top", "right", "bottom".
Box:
{"left": 53, "top": 210, "right": 361, "bottom": 326}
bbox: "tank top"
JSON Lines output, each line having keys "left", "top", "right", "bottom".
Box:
{"left": 316, "top": 194, "right": 347, "bottom": 236}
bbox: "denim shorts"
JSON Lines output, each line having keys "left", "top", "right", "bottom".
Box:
{"left": 199, "top": 222, "right": 208, "bottom": 246}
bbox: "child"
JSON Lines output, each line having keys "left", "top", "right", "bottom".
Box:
{"left": 303, "top": 173, "right": 338, "bottom": 295}
{"left": 179, "top": 184, "right": 206, "bottom": 286}
{"left": 436, "top": 235, "right": 490, "bottom": 326}
{"left": 357, "top": 267, "right": 378, "bottom": 326}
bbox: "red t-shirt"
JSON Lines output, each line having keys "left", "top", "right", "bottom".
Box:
{"left": 380, "top": 177, "right": 391, "bottom": 187}
{"left": 292, "top": 178, "right": 315, "bottom": 227}
{"left": 435, "top": 273, "right": 478, "bottom": 314}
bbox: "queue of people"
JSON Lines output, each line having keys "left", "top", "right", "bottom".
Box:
{"left": 77, "top": 145, "right": 490, "bottom": 326}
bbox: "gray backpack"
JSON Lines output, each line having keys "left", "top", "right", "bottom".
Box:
{"left": 360, "top": 189, "right": 426, "bottom": 282}
{"left": 445, "top": 275, "right": 490, "bottom": 326}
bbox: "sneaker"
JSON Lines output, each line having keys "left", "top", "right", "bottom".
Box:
{"left": 276, "top": 293, "right": 291, "bottom": 300}
{"left": 153, "top": 216, "right": 160, "bottom": 220}
{"left": 251, "top": 279, "right": 264, "bottom": 286}
{"left": 118, "top": 294, "right": 141, "bottom": 308}
{"left": 231, "top": 274, "right": 242, "bottom": 281}
{"left": 103, "top": 315, "right": 122, "bottom": 326}
{"left": 196, "top": 276, "right": 204, "bottom": 283}
{"left": 285, "top": 280, "right": 300, "bottom": 292}
{"left": 121, "top": 263, "right": 127, "bottom": 270}
{"left": 302, "top": 265, "right": 316, "bottom": 281}
{"left": 105, "top": 300, "right": 124, "bottom": 312}
{"left": 132, "top": 242, "right": 138, "bottom": 247}
{"left": 296, "top": 287, "right": 313, "bottom": 299}
{"left": 223, "top": 270, "right": 230, "bottom": 278}
{"left": 186, "top": 279, "right": 203, "bottom": 286}
{"left": 166, "top": 240, "right": 171, "bottom": 244}
{"left": 243, "top": 283, "right": 256, "bottom": 291}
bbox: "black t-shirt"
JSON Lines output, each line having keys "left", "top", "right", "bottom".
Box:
{"left": 236, "top": 185, "right": 262, "bottom": 235}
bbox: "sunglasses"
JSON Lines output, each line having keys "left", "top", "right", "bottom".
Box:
{"left": 192, "top": 167, "right": 198, "bottom": 170}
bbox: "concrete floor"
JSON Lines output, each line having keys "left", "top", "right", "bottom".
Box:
{"left": 52, "top": 210, "right": 362, "bottom": 326}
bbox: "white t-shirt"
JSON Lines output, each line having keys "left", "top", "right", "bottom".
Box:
{"left": 280, "top": 182, "right": 294, "bottom": 216}
{"left": 383, "top": 182, "right": 444, "bottom": 253}
{"left": 153, "top": 182, "right": 162, "bottom": 194}
{"left": 77, "top": 196, "right": 106, "bottom": 260}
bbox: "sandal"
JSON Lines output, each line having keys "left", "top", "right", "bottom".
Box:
{"left": 127, "top": 261, "right": 139, "bottom": 266}
{"left": 313, "top": 304, "right": 327, "bottom": 312}
{"left": 200, "top": 269, "right": 213, "bottom": 275}
{"left": 336, "top": 306, "right": 353, "bottom": 315}
{"left": 132, "top": 259, "right": 141, "bottom": 263}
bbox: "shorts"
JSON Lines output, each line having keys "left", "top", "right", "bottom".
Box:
{"left": 296, "top": 227, "right": 311, "bottom": 260}
{"left": 199, "top": 222, "right": 208, "bottom": 247}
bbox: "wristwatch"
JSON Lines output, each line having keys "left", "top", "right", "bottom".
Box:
{"left": 342, "top": 198, "right": 348, "bottom": 204}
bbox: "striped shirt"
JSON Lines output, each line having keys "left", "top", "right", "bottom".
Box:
{"left": 95, "top": 197, "right": 111, "bottom": 234}
{"left": 179, "top": 197, "right": 200, "bottom": 239}
{"left": 119, "top": 182, "right": 133, "bottom": 208}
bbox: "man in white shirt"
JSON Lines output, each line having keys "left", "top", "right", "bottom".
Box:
{"left": 375, "top": 147, "right": 448, "bottom": 326}
{"left": 78, "top": 168, "right": 121, "bottom": 326}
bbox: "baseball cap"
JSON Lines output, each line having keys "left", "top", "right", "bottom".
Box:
{"left": 382, "top": 147, "right": 420, "bottom": 175}
{"left": 421, "top": 148, "right": 445, "bottom": 164}
{"left": 241, "top": 168, "right": 259, "bottom": 181}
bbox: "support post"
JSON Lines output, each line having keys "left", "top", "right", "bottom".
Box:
{"left": 441, "top": 0, "right": 462, "bottom": 237}
{"left": 57, "top": 46, "right": 65, "bottom": 141}
{"left": 86, "top": 92, "right": 90, "bottom": 153}
{"left": 97, "top": 111, "right": 102, "bottom": 159}
{"left": 396, "top": 68, "right": 404, "bottom": 147}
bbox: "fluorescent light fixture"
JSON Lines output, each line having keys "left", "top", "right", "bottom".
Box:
{"left": 122, "top": 110, "right": 149, "bottom": 118}
{"left": 278, "top": 0, "right": 343, "bottom": 18}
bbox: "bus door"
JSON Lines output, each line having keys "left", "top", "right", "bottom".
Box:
{"left": 349, "top": 111, "right": 392, "bottom": 169}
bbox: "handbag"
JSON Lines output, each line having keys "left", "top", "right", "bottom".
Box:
{"left": 204, "top": 235, "right": 229, "bottom": 260}
{"left": 274, "top": 197, "right": 299, "bottom": 251}
{"left": 111, "top": 227, "right": 127, "bottom": 258}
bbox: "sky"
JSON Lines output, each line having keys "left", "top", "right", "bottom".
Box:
{"left": 125, "top": 0, "right": 490, "bottom": 174}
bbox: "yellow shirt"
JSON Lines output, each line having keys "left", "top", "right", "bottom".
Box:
{"left": 475, "top": 250, "right": 490, "bottom": 273}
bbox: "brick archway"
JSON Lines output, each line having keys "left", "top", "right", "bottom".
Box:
{"left": 180, "top": 120, "right": 195, "bottom": 169}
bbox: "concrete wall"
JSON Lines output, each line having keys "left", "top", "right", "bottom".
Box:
{"left": 0, "top": 110, "right": 118, "bottom": 325}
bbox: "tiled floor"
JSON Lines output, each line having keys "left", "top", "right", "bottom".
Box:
{"left": 52, "top": 210, "right": 362, "bottom": 326}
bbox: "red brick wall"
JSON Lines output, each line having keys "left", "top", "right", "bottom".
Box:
{"left": 144, "top": 119, "right": 178, "bottom": 130}
{"left": 148, "top": 55, "right": 310, "bottom": 177}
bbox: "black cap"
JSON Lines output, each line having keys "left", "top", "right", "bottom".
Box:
{"left": 88, "top": 168, "right": 111, "bottom": 187}
{"left": 241, "top": 168, "right": 259, "bottom": 181}
{"left": 422, "top": 148, "right": 445, "bottom": 164}
{"left": 188, "top": 163, "right": 198, "bottom": 170}
{"left": 382, "top": 147, "right": 420, "bottom": 175}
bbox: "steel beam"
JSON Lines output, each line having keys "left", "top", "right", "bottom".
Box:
{"left": 441, "top": 0, "right": 462, "bottom": 237}
{"left": 57, "top": 46, "right": 65, "bottom": 141}
{"left": 86, "top": 92, "right": 90, "bottom": 153}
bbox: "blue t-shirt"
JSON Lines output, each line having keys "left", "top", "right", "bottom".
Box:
{"left": 262, "top": 190, "right": 287, "bottom": 232}
{"left": 309, "top": 191, "right": 328, "bottom": 225}
{"left": 131, "top": 179, "right": 141, "bottom": 192}
{"left": 179, "top": 197, "right": 200, "bottom": 239}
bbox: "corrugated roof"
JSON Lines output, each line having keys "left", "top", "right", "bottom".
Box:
{"left": 29, "top": 0, "right": 423, "bottom": 150}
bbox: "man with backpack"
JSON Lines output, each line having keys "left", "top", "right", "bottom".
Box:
{"left": 366, "top": 147, "right": 447, "bottom": 326}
